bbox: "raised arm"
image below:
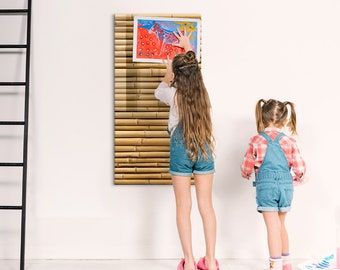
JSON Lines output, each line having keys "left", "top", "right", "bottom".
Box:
{"left": 161, "top": 57, "right": 173, "bottom": 85}
{"left": 173, "top": 28, "right": 193, "bottom": 52}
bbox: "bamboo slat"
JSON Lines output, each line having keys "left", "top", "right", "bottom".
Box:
{"left": 114, "top": 14, "right": 134, "bottom": 20}
{"left": 138, "top": 119, "right": 168, "bottom": 125}
{"left": 114, "top": 62, "right": 165, "bottom": 69}
{"left": 115, "top": 118, "right": 168, "bottom": 126}
{"left": 114, "top": 57, "right": 133, "bottom": 63}
{"left": 115, "top": 173, "right": 165, "bottom": 179}
{"left": 115, "top": 45, "right": 133, "bottom": 51}
{"left": 114, "top": 21, "right": 134, "bottom": 27}
{"left": 114, "top": 179, "right": 150, "bottom": 185}
{"left": 115, "top": 125, "right": 167, "bottom": 130}
{"left": 114, "top": 126, "right": 167, "bottom": 131}
{"left": 114, "top": 100, "right": 165, "bottom": 107}
{"left": 115, "top": 130, "right": 169, "bottom": 138}
{"left": 115, "top": 145, "right": 169, "bottom": 151}
{"left": 137, "top": 167, "right": 168, "bottom": 173}
{"left": 115, "top": 167, "right": 169, "bottom": 173}
{"left": 114, "top": 77, "right": 162, "bottom": 83}
{"left": 149, "top": 180, "right": 173, "bottom": 185}
{"left": 115, "top": 32, "right": 133, "bottom": 39}
{"left": 114, "top": 93, "right": 157, "bottom": 100}
{"left": 114, "top": 82, "right": 160, "bottom": 89}
{"left": 114, "top": 39, "right": 133, "bottom": 45}
{"left": 115, "top": 152, "right": 169, "bottom": 158}
{"left": 115, "top": 162, "right": 169, "bottom": 167}
{"left": 114, "top": 179, "right": 172, "bottom": 185}
{"left": 114, "top": 88, "right": 156, "bottom": 94}
{"left": 115, "top": 51, "right": 133, "bottom": 57}
{"left": 114, "top": 112, "right": 169, "bottom": 119}
{"left": 115, "top": 157, "right": 169, "bottom": 163}
{"left": 114, "top": 137, "right": 169, "bottom": 146}
{"left": 114, "top": 26, "right": 133, "bottom": 33}
{"left": 114, "top": 93, "right": 159, "bottom": 101}
{"left": 138, "top": 152, "right": 169, "bottom": 157}
{"left": 115, "top": 68, "right": 165, "bottom": 77}
{"left": 114, "top": 107, "right": 169, "bottom": 112}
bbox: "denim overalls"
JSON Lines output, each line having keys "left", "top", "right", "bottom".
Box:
{"left": 254, "top": 132, "right": 294, "bottom": 212}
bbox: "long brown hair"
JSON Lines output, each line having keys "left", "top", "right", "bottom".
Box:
{"left": 171, "top": 51, "right": 214, "bottom": 160}
{"left": 255, "top": 99, "right": 297, "bottom": 135}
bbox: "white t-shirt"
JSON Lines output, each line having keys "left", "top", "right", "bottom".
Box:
{"left": 154, "top": 82, "right": 179, "bottom": 133}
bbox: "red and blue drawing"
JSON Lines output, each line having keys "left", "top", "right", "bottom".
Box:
{"left": 133, "top": 17, "right": 201, "bottom": 63}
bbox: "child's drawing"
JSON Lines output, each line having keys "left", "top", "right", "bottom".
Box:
{"left": 133, "top": 16, "right": 201, "bottom": 63}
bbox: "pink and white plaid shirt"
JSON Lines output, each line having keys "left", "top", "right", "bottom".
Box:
{"left": 241, "top": 128, "right": 306, "bottom": 180}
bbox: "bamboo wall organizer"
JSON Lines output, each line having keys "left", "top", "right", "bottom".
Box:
{"left": 114, "top": 14, "right": 201, "bottom": 185}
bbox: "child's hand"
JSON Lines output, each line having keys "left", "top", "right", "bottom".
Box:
{"left": 241, "top": 172, "right": 251, "bottom": 180}
{"left": 173, "top": 28, "right": 193, "bottom": 52}
{"left": 293, "top": 175, "right": 309, "bottom": 187}
{"left": 161, "top": 56, "right": 173, "bottom": 84}
{"left": 162, "top": 55, "right": 173, "bottom": 74}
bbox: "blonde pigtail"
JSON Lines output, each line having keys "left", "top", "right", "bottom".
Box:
{"left": 256, "top": 99, "right": 266, "bottom": 133}
{"left": 284, "top": 101, "right": 297, "bottom": 135}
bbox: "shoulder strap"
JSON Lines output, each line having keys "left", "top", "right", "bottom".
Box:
{"left": 273, "top": 132, "right": 285, "bottom": 143}
{"left": 260, "top": 132, "right": 286, "bottom": 142}
{"left": 259, "top": 132, "right": 272, "bottom": 142}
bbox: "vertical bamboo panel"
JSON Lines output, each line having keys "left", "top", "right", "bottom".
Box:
{"left": 114, "top": 14, "right": 201, "bottom": 185}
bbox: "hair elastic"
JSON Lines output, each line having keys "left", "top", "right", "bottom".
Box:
{"left": 178, "top": 64, "right": 197, "bottom": 70}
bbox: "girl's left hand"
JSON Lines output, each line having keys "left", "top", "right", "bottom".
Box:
{"left": 173, "top": 28, "right": 193, "bottom": 52}
{"left": 161, "top": 56, "right": 173, "bottom": 84}
{"left": 162, "top": 55, "right": 172, "bottom": 72}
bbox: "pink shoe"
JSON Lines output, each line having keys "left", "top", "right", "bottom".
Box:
{"left": 177, "top": 259, "right": 185, "bottom": 270}
{"left": 177, "top": 258, "right": 197, "bottom": 270}
{"left": 283, "top": 264, "right": 292, "bottom": 270}
{"left": 197, "top": 257, "right": 220, "bottom": 270}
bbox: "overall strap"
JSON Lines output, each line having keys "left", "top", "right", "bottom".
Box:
{"left": 260, "top": 132, "right": 285, "bottom": 142}
{"left": 273, "top": 132, "right": 285, "bottom": 142}
{"left": 259, "top": 132, "right": 272, "bottom": 142}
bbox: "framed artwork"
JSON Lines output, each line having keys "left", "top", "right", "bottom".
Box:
{"left": 133, "top": 16, "right": 201, "bottom": 63}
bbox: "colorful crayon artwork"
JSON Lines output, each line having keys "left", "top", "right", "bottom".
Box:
{"left": 133, "top": 16, "right": 201, "bottom": 63}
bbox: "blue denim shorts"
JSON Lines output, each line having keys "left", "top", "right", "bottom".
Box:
{"left": 169, "top": 127, "right": 215, "bottom": 176}
{"left": 254, "top": 173, "right": 293, "bottom": 212}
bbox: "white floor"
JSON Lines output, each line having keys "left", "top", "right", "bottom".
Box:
{"left": 0, "top": 259, "right": 306, "bottom": 270}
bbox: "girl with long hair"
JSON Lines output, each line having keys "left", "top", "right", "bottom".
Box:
{"left": 155, "top": 30, "right": 219, "bottom": 270}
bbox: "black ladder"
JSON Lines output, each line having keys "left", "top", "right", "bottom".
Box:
{"left": 0, "top": 0, "right": 32, "bottom": 269}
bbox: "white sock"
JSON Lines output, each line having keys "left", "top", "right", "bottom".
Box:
{"left": 282, "top": 254, "right": 291, "bottom": 265}
{"left": 269, "top": 257, "right": 283, "bottom": 270}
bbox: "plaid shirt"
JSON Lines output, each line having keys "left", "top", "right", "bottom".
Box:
{"left": 241, "top": 127, "right": 306, "bottom": 180}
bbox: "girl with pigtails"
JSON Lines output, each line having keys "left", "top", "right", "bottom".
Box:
{"left": 241, "top": 99, "right": 306, "bottom": 270}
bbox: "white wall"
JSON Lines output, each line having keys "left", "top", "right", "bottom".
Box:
{"left": 0, "top": 0, "right": 340, "bottom": 261}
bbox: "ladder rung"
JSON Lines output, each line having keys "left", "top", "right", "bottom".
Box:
{"left": 0, "top": 44, "right": 27, "bottom": 49}
{"left": 0, "top": 82, "right": 26, "bottom": 86}
{"left": 0, "top": 162, "right": 24, "bottom": 167}
{"left": 0, "top": 121, "right": 25, "bottom": 125}
{"left": 0, "top": 205, "right": 22, "bottom": 210}
{"left": 0, "top": 9, "right": 28, "bottom": 15}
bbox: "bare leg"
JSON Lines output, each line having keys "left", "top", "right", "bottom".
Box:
{"left": 172, "top": 175, "right": 196, "bottom": 270}
{"left": 279, "top": 212, "right": 289, "bottom": 254}
{"left": 279, "top": 212, "right": 292, "bottom": 270}
{"left": 195, "top": 173, "right": 217, "bottom": 270}
{"left": 262, "top": 212, "right": 282, "bottom": 258}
